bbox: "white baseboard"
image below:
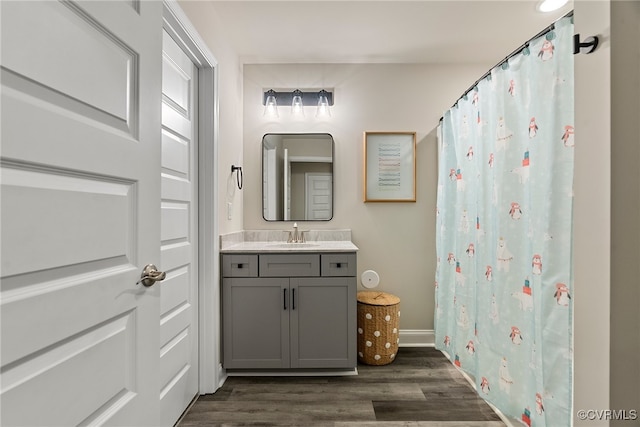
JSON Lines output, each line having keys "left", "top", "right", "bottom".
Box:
{"left": 227, "top": 368, "right": 358, "bottom": 377}
{"left": 398, "top": 329, "right": 435, "bottom": 347}
{"left": 217, "top": 364, "right": 227, "bottom": 390}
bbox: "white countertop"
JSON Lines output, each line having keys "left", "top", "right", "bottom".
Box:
{"left": 220, "top": 229, "right": 358, "bottom": 253}
{"left": 221, "top": 240, "right": 358, "bottom": 253}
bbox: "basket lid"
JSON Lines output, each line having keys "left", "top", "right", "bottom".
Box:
{"left": 357, "top": 291, "right": 400, "bottom": 306}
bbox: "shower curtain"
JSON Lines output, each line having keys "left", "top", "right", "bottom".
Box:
{"left": 435, "top": 16, "right": 573, "bottom": 426}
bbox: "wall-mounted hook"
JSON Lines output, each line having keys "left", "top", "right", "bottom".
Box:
{"left": 574, "top": 34, "right": 599, "bottom": 55}
{"left": 231, "top": 165, "right": 243, "bottom": 190}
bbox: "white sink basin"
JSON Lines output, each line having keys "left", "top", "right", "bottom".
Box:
{"left": 267, "top": 243, "right": 320, "bottom": 249}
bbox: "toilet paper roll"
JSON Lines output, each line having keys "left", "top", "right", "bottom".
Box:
{"left": 361, "top": 270, "right": 380, "bottom": 289}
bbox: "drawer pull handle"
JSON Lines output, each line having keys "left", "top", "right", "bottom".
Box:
{"left": 237, "top": 263, "right": 243, "bottom": 269}
{"left": 336, "top": 263, "right": 342, "bottom": 268}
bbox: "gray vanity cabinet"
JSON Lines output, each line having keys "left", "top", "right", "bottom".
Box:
{"left": 289, "top": 277, "right": 355, "bottom": 369}
{"left": 222, "top": 277, "right": 290, "bottom": 368}
{"left": 222, "top": 252, "right": 357, "bottom": 370}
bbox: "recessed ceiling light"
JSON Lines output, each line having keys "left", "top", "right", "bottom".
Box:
{"left": 537, "top": 0, "right": 569, "bottom": 12}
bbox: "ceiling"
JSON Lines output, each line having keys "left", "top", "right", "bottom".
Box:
{"left": 205, "top": 0, "right": 574, "bottom": 65}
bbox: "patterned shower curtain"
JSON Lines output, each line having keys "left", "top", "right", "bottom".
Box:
{"left": 435, "top": 16, "right": 574, "bottom": 426}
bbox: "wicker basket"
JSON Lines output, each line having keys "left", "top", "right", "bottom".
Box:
{"left": 356, "top": 291, "right": 401, "bottom": 366}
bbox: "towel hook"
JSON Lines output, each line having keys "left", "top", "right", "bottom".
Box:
{"left": 231, "top": 165, "right": 243, "bottom": 190}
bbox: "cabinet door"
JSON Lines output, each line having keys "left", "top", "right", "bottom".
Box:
{"left": 290, "top": 277, "right": 356, "bottom": 369}
{"left": 223, "top": 278, "right": 289, "bottom": 369}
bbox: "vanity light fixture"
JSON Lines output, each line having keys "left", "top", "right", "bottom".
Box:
{"left": 262, "top": 89, "right": 333, "bottom": 119}
{"left": 263, "top": 89, "right": 279, "bottom": 118}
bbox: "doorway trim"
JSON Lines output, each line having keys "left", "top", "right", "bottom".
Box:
{"left": 163, "top": 0, "right": 221, "bottom": 394}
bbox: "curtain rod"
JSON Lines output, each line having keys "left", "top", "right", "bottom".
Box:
{"left": 439, "top": 9, "right": 574, "bottom": 122}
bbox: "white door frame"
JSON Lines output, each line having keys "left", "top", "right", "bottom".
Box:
{"left": 163, "top": 0, "right": 221, "bottom": 394}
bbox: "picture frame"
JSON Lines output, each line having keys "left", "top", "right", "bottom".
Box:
{"left": 363, "top": 131, "right": 416, "bottom": 202}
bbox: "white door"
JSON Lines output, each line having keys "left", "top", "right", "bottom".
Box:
{"left": 160, "top": 29, "right": 199, "bottom": 425}
{"left": 263, "top": 147, "right": 277, "bottom": 220}
{"left": 284, "top": 148, "right": 291, "bottom": 221}
{"left": 1, "top": 1, "right": 163, "bottom": 426}
{"left": 305, "top": 173, "right": 332, "bottom": 220}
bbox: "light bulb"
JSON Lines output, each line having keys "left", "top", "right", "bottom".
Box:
{"left": 291, "top": 89, "right": 305, "bottom": 117}
{"left": 263, "top": 90, "right": 278, "bottom": 118}
{"left": 316, "top": 90, "right": 331, "bottom": 118}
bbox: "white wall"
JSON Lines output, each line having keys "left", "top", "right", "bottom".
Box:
{"left": 573, "top": 1, "right": 611, "bottom": 422}
{"left": 178, "top": 0, "right": 244, "bottom": 236}
{"left": 609, "top": 1, "right": 640, "bottom": 425}
{"left": 574, "top": 1, "right": 640, "bottom": 425}
{"left": 242, "top": 63, "right": 489, "bottom": 337}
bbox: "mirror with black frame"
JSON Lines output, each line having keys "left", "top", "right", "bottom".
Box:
{"left": 262, "top": 133, "right": 334, "bottom": 221}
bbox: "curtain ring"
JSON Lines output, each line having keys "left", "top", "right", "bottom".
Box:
{"left": 231, "top": 165, "right": 243, "bottom": 190}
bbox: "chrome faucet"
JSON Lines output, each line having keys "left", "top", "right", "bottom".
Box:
{"left": 287, "top": 222, "right": 306, "bottom": 243}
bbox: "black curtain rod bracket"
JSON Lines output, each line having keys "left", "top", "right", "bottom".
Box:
{"left": 573, "top": 33, "right": 599, "bottom": 55}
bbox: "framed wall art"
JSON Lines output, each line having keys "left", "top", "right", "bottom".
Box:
{"left": 363, "top": 131, "right": 416, "bottom": 202}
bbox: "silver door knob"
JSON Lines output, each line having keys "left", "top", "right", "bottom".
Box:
{"left": 137, "top": 264, "right": 166, "bottom": 287}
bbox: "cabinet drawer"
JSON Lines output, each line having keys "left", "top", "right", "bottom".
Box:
{"left": 222, "top": 254, "right": 258, "bottom": 277}
{"left": 259, "top": 254, "right": 320, "bottom": 277}
{"left": 321, "top": 253, "right": 357, "bottom": 277}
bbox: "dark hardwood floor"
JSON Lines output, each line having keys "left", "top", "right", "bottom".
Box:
{"left": 177, "top": 347, "right": 506, "bottom": 426}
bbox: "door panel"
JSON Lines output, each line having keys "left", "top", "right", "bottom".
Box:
{"left": 290, "top": 278, "right": 357, "bottom": 369}
{"left": 223, "top": 278, "right": 290, "bottom": 369}
{"left": 160, "top": 28, "right": 199, "bottom": 425}
{"left": 1, "top": 1, "right": 135, "bottom": 131}
{"left": 0, "top": 1, "right": 162, "bottom": 425}
{"left": 1, "top": 166, "right": 134, "bottom": 279}
{"left": 305, "top": 173, "right": 332, "bottom": 220}
{"left": 1, "top": 313, "right": 136, "bottom": 426}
